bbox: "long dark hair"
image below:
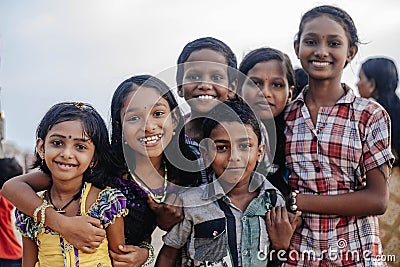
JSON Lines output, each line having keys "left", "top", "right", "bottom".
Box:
{"left": 238, "top": 47, "right": 295, "bottom": 170}
{"left": 33, "top": 102, "right": 121, "bottom": 188}
{"left": 110, "top": 75, "right": 201, "bottom": 186}
{"left": 361, "top": 57, "right": 400, "bottom": 163}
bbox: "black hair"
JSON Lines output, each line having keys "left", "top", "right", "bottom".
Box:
{"left": 176, "top": 37, "right": 238, "bottom": 87}
{"left": 0, "top": 157, "right": 23, "bottom": 188}
{"left": 361, "top": 57, "right": 400, "bottom": 164}
{"left": 293, "top": 67, "right": 308, "bottom": 99}
{"left": 203, "top": 100, "right": 261, "bottom": 146}
{"left": 238, "top": 47, "right": 295, "bottom": 93}
{"left": 110, "top": 75, "right": 201, "bottom": 186}
{"left": 238, "top": 47, "right": 294, "bottom": 171}
{"left": 33, "top": 102, "right": 120, "bottom": 188}
{"left": 295, "top": 5, "right": 359, "bottom": 68}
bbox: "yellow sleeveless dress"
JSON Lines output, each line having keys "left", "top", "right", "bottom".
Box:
{"left": 16, "top": 183, "right": 128, "bottom": 267}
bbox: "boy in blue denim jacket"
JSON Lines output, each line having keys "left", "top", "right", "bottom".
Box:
{"left": 156, "top": 101, "right": 300, "bottom": 267}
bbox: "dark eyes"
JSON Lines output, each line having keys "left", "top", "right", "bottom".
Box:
{"left": 185, "top": 74, "right": 225, "bottom": 82}
{"left": 215, "top": 144, "right": 252, "bottom": 151}
{"left": 216, "top": 145, "right": 229, "bottom": 151}
{"left": 51, "top": 140, "right": 63, "bottom": 147}
{"left": 50, "top": 140, "right": 87, "bottom": 150}
{"left": 304, "top": 39, "right": 341, "bottom": 47}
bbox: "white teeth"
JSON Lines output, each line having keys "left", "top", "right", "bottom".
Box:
{"left": 312, "top": 61, "right": 330, "bottom": 67}
{"left": 197, "top": 95, "right": 215, "bottom": 100}
{"left": 58, "top": 162, "right": 75, "bottom": 168}
{"left": 139, "top": 134, "right": 163, "bottom": 144}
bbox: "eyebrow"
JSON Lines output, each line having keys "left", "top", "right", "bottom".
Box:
{"left": 124, "top": 101, "right": 168, "bottom": 114}
{"left": 303, "top": 32, "right": 344, "bottom": 39}
{"left": 49, "top": 134, "right": 91, "bottom": 142}
{"left": 213, "top": 137, "right": 252, "bottom": 143}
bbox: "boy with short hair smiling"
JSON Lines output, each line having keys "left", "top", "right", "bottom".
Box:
{"left": 156, "top": 100, "right": 300, "bottom": 267}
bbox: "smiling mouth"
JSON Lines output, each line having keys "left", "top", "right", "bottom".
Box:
{"left": 310, "top": 61, "right": 331, "bottom": 67}
{"left": 139, "top": 134, "right": 163, "bottom": 145}
{"left": 195, "top": 95, "right": 216, "bottom": 100}
{"left": 224, "top": 167, "right": 245, "bottom": 170}
{"left": 255, "top": 101, "right": 274, "bottom": 107}
{"left": 55, "top": 161, "right": 78, "bottom": 168}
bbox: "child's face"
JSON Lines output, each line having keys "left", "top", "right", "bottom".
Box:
{"left": 295, "top": 15, "right": 357, "bottom": 81}
{"left": 242, "top": 60, "right": 293, "bottom": 120}
{"left": 178, "top": 49, "right": 231, "bottom": 114}
{"left": 207, "top": 121, "right": 264, "bottom": 186}
{"left": 120, "top": 86, "right": 176, "bottom": 160}
{"left": 36, "top": 120, "right": 95, "bottom": 181}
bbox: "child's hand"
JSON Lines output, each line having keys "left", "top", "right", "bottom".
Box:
{"left": 61, "top": 216, "right": 106, "bottom": 253}
{"left": 147, "top": 193, "right": 184, "bottom": 231}
{"left": 109, "top": 245, "right": 148, "bottom": 267}
{"left": 266, "top": 207, "right": 301, "bottom": 251}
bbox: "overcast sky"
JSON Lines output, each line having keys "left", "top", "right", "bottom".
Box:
{"left": 1, "top": 0, "right": 399, "bottom": 151}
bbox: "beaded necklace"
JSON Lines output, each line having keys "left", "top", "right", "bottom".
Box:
{"left": 128, "top": 165, "right": 168, "bottom": 203}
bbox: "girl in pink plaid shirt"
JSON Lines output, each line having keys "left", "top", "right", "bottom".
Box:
{"left": 284, "top": 5, "right": 394, "bottom": 267}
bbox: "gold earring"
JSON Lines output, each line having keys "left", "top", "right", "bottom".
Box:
{"left": 89, "top": 161, "right": 94, "bottom": 174}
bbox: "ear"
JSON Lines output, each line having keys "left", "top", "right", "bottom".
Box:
{"left": 287, "top": 86, "right": 294, "bottom": 103}
{"left": 227, "top": 79, "right": 238, "bottom": 100}
{"left": 368, "top": 79, "right": 377, "bottom": 96}
{"left": 257, "top": 144, "right": 265, "bottom": 163}
{"left": 177, "top": 85, "right": 184, "bottom": 98}
{"left": 294, "top": 41, "right": 300, "bottom": 59}
{"left": 171, "top": 109, "right": 179, "bottom": 130}
{"left": 346, "top": 45, "right": 358, "bottom": 64}
{"left": 36, "top": 138, "right": 45, "bottom": 159}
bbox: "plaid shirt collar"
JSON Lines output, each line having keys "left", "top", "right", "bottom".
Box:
{"left": 293, "top": 83, "right": 356, "bottom": 107}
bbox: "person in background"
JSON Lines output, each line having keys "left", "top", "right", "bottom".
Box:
{"left": 0, "top": 157, "right": 23, "bottom": 267}
{"left": 293, "top": 67, "right": 308, "bottom": 99}
{"left": 357, "top": 57, "right": 400, "bottom": 166}
{"left": 238, "top": 47, "right": 295, "bottom": 197}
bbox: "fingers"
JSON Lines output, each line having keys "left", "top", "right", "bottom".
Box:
{"left": 147, "top": 194, "right": 161, "bottom": 211}
{"left": 79, "top": 246, "right": 98, "bottom": 254}
{"left": 118, "top": 244, "right": 139, "bottom": 253}
{"left": 85, "top": 216, "right": 104, "bottom": 229}
{"left": 290, "top": 211, "right": 302, "bottom": 229}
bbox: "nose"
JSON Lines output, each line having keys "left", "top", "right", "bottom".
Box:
{"left": 314, "top": 44, "right": 329, "bottom": 58}
{"left": 198, "top": 79, "right": 213, "bottom": 90}
{"left": 61, "top": 146, "right": 73, "bottom": 159}
{"left": 145, "top": 116, "right": 157, "bottom": 132}
{"left": 229, "top": 146, "right": 241, "bottom": 162}
{"left": 260, "top": 85, "right": 272, "bottom": 98}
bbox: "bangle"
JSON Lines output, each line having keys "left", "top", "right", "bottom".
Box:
{"left": 33, "top": 200, "right": 48, "bottom": 223}
{"left": 39, "top": 203, "right": 54, "bottom": 228}
{"left": 288, "top": 190, "right": 300, "bottom": 212}
{"left": 138, "top": 241, "right": 155, "bottom": 266}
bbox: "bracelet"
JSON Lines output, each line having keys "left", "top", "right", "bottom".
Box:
{"left": 39, "top": 203, "right": 54, "bottom": 228}
{"left": 138, "top": 241, "right": 155, "bottom": 266}
{"left": 288, "top": 190, "right": 300, "bottom": 212}
{"left": 33, "top": 200, "right": 48, "bottom": 223}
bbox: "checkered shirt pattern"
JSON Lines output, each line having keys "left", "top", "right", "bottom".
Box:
{"left": 284, "top": 85, "right": 393, "bottom": 267}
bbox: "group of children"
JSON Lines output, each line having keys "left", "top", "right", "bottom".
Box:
{"left": 1, "top": 5, "right": 395, "bottom": 267}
